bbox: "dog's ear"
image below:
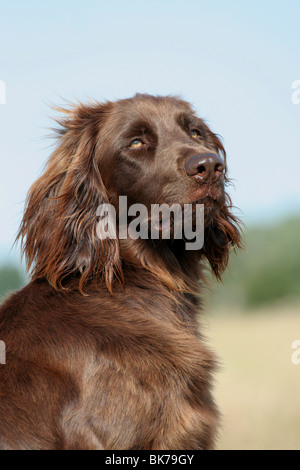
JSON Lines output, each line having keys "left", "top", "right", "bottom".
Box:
{"left": 196, "top": 123, "right": 242, "bottom": 278}
{"left": 17, "top": 101, "right": 123, "bottom": 294}
{"left": 203, "top": 194, "right": 243, "bottom": 280}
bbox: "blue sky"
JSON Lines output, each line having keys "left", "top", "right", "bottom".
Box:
{"left": 0, "top": 0, "right": 300, "bottom": 263}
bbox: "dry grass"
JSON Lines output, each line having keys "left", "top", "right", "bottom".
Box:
{"left": 204, "top": 302, "right": 300, "bottom": 450}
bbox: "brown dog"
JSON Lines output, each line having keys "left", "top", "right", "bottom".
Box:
{"left": 0, "top": 94, "right": 241, "bottom": 449}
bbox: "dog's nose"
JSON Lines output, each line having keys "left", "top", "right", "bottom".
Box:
{"left": 185, "top": 153, "right": 224, "bottom": 182}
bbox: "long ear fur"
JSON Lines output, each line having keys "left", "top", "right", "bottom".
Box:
{"left": 16, "top": 102, "right": 123, "bottom": 293}
{"left": 199, "top": 124, "right": 243, "bottom": 279}
{"left": 203, "top": 193, "right": 243, "bottom": 280}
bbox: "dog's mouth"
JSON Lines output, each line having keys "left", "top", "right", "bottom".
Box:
{"left": 115, "top": 183, "right": 225, "bottom": 241}
{"left": 188, "top": 184, "right": 226, "bottom": 228}
{"left": 148, "top": 198, "right": 219, "bottom": 239}
{"left": 190, "top": 183, "right": 224, "bottom": 205}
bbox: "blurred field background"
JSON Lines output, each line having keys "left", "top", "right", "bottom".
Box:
{"left": 210, "top": 306, "right": 300, "bottom": 450}
{"left": 204, "top": 217, "right": 300, "bottom": 449}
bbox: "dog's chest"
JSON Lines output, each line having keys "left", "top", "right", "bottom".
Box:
{"left": 74, "top": 297, "right": 217, "bottom": 449}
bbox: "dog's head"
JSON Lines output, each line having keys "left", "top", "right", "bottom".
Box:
{"left": 18, "top": 94, "right": 242, "bottom": 293}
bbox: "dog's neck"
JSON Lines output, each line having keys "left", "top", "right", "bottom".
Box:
{"left": 119, "top": 237, "right": 203, "bottom": 294}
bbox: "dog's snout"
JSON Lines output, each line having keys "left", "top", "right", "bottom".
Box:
{"left": 185, "top": 153, "right": 224, "bottom": 183}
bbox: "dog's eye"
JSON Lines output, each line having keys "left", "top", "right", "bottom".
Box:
{"left": 190, "top": 129, "right": 201, "bottom": 139}
{"left": 130, "top": 139, "right": 144, "bottom": 149}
